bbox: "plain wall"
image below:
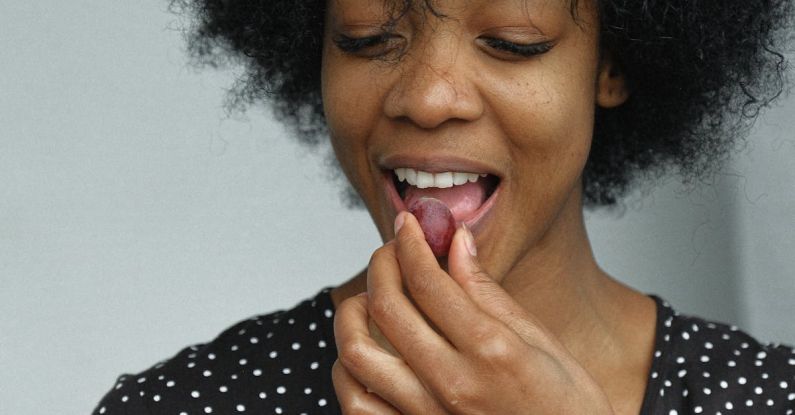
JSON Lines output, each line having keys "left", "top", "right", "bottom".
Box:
{"left": 1, "top": 1, "right": 793, "bottom": 414}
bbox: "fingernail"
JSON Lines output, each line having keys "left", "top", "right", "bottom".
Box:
{"left": 462, "top": 224, "right": 477, "bottom": 257}
{"left": 394, "top": 211, "right": 406, "bottom": 236}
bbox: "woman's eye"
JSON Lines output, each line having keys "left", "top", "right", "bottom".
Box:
{"left": 332, "top": 34, "right": 405, "bottom": 59}
{"left": 480, "top": 37, "right": 554, "bottom": 59}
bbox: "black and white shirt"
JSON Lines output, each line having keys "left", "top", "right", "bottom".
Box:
{"left": 94, "top": 287, "right": 795, "bottom": 414}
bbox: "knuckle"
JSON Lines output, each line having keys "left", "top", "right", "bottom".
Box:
{"left": 439, "top": 379, "right": 480, "bottom": 411}
{"left": 338, "top": 339, "right": 369, "bottom": 372}
{"left": 343, "top": 397, "right": 377, "bottom": 415}
{"left": 367, "top": 291, "right": 396, "bottom": 323}
{"left": 404, "top": 264, "right": 439, "bottom": 297}
{"left": 474, "top": 331, "right": 516, "bottom": 364}
{"left": 368, "top": 245, "right": 395, "bottom": 268}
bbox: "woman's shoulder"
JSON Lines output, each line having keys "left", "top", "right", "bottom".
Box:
{"left": 642, "top": 296, "right": 795, "bottom": 414}
{"left": 92, "top": 287, "right": 340, "bottom": 415}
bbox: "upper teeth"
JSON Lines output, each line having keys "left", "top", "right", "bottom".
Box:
{"left": 394, "top": 168, "right": 487, "bottom": 189}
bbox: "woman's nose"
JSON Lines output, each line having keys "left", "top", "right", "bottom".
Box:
{"left": 382, "top": 46, "right": 484, "bottom": 129}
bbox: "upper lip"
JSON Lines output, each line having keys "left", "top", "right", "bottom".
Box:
{"left": 379, "top": 154, "right": 503, "bottom": 178}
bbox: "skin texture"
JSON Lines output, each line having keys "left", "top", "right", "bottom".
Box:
{"left": 323, "top": 0, "right": 656, "bottom": 413}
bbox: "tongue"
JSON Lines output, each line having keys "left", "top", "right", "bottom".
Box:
{"left": 403, "top": 181, "right": 487, "bottom": 222}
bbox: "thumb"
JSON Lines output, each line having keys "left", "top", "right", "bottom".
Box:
{"left": 448, "top": 226, "right": 545, "bottom": 343}
{"left": 447, "top": 225, "right": 510, "bottom": 312}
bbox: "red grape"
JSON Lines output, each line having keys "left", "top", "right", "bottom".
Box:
{"left": 408, "top": 197, "right": 456, "bottom": 257}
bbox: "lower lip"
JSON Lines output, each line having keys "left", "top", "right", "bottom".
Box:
{"left": 383, "top": 172, "right": 500, "bottom": 232}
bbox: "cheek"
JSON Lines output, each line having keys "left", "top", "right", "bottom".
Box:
{"left": 321, "top": 53, "right": 393, "bottom": 210}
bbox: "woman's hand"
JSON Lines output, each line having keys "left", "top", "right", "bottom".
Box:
{"left": 332, "top": 212, "right": 615, "bottom": 414}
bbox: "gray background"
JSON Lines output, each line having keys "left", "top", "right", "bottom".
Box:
{"left": 1, "top": 1, "right": 793, "bottom": 414}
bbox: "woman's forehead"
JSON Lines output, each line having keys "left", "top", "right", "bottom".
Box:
{"left": 328, "top": 0, "right": 576, "bottom": 15}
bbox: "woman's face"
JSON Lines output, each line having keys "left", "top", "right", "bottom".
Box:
{"left": 321, "top": 0, "right": 625, "bottom": 279}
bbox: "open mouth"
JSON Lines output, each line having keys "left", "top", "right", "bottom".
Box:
{"left": 386, "top": 168, "right": 501, "bottom": 226}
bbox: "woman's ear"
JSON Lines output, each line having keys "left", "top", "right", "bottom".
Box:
{"left": 596, "top": 53, "right": 630, "bottom": 108}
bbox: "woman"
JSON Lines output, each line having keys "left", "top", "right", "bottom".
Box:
{"left": 94, "top": 0, "right": 795, "bottom": 413}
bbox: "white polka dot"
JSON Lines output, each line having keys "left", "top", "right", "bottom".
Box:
{"left": 250, "top": 337, "right": 259, "bottom": 344}
{"left": 236, "top": 404, "right": 246, "bottom": 412}
{"left": 137, "top": 377, "right": 146, "bottom": 383}
{"left": 191, "top": 391, "right": 200, "bottom": 398}
{"left": 220, "top": 385, "right": 228, "bottom": 392}
{"left": 99, "top": 407, "right": 106, "bottom": 414}
{"left": 282, "top": 368, "right": 292, "bottom": 374}
{"left": 309, "top": 322, "right": 317, "bottom": 331}
{"left": 231, "top": 345, "right": 239, "bottom": 351}
{"left": 755, "top": 386, "right": 763, "bottom": 395}
{"left": 259, "top": 392, "right": 267, "bottom": 399}
{"left": 153, "top": 395, "right": 161, "bottom": 402}
{"left": 304, "top": 387, "right": 312, "bottom": 394}
{"left": 310, "top": 361, "right": 319, "bottom": 370}
{"left": 269, "top": 351, "right": 278, "bottom": 359}
{"left": 203, "top": 370, "right": 212, "bottom": 377}
{"left": 166, "top": 380, "right": 175, "bottom": 387}
{"left": 239, "top": 359, "right": 247, "bottom": 365}
{"left": 694, "top": 406, "right": 703, "bottom": 413}
{"left": 204, "top": 406, "right": 213, "bottom": 413}
{"left": 318, "top": 340, "right": 327, "bottom": 348}
{"left": 780, "top": 381, "right": 788, "bottom": 389}
{"left": 738, "top": 377, "right": 747, "bottom": 385}
{"left": 678, "top": 369, "right": 687, "bottom": 378}
{"left": 757, "top": 351, "right": 767, "bottom": 359}
{"left": 277, "top": 386, "right": 286, "bottom": 394}
{"left": 720, "top": 380, "right": 728, "bottom": 389}
{"left": 767, "top": 399, "right": 774, "bottom": 406}
{"left": 121, "top": 396, "right": 128, "bottom": 402}
{"left": 292, "top": 342, "right": 301, "bottom": 350}
{"left": 187, "top": 362, "right": 196, "bottom": 368}
{"left": 253, "top": 369, "right": 263, "bottom": 376}
{"left": 682, "top": 332, "right": 690, "bottom": 340}
{"left": 725, "top": 402, "right": 733, "bottom": 410}
{"left": 208, "top": 353, "right": 216, "bottom": 360}
{"left": 275, "top": 408, "right": 283, "bottom": 414}
{"left": 705, "top": 342, "right": 713, "bottom": 349}
{"left": 728, "top": 360, "right": 736, "bottom": 367}
{"left": 324, "top": 309, "right": 333, "bottom": 318}
{"left": 746, "top": 399, "right": 754, "bottom": 407}
{"left": 703, "top": 387, "right": 711, "bottom": 395}
{"left": 700, "top": 355, "right": 710, "bottom": 363}
{"left": 318, "top": 398, "right": 328, "bottom": 407}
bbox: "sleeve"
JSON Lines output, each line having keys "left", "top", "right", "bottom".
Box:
{"left": 91, "top": 374, "right": 152, "bottom": 415}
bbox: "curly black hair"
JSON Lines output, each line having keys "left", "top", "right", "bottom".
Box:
{"left": 171, "top": 0, "right": 794, "bottom": 207}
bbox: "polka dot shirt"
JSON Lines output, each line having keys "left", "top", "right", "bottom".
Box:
{"left": 93, "top": 289, "right": 795, "bottom": 414}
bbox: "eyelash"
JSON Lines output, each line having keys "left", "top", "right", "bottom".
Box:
{"left": 480, "top": 37, "right": 553, "bottom": 57}
{"left": 333, "top": 34, "right": 553, "bottom": 59}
